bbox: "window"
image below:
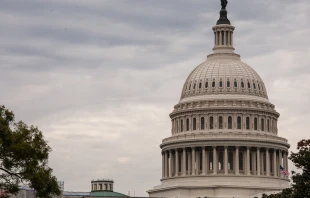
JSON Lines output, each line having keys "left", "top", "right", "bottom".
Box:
{"left": 267, "top": 119, "right": 270, "bottom": 132}
{"left": 261, "top": 118, "right": 265, "bottom": 131}
{"left": 237, "top": 116, "right": 242, "bottom": 129}
{"left": 205, "top": 81, "right": 209, "bottom": 88}
{"left": 228, "top": 116, "right": 232, "bottom": 129}
{"left": 199, "top": 82, "right": 202, "bottom": 89}
{"left": 201, "top": 117, "right": 205, "bottom": 130}
{"left": 247, "top": 82, "right": 251, "bottom": 89}
{"left": 258, "top": 83, "right": 261, "bottom": 90}
{"left": 176, "top": 120, "right": 179, "bottom": 133}
{"left": 227, "top": 80, "right": 231, "bottom": 87}
{"left": 193, "top": 83, "right": 196, "bottom": 89}
{"left": 181, "top": 119, "right": 183, "bottom": 132}
{"left": 254, "top": 118, "right": 258, "bottom": 130}
{"left": 234, "top": 80, "right": 238, "bottom": 88}
{"left": 219, "top": 116, "right": 223, "bottom": 129}
{"left": 186, "top": 119, "right": 190, "bottom": 131}
{"left": 99, "top": 184, "right": 102, "bottom": 190}
{"left": 110, "top": 184, "right": 112, "bottom": 191}
{"left": 253, "top": 83, "right": 256, "bottom": 89}
{"left": 219, "top": 80, "right": 223, "bottom": 88}
{"left": 246, "top": 117, "right": 250, "bottom": 130}
{"left": 193, "top": 118, "right": 197, "bottom": 130}
{"left": 241, "top": 81, "right": 245, "bottom": 88}
{"left": 212, "top": 81, "right": 215, "bottom": 88}
{"left": 210, "top": 117, "right": 214, "bottom": 129}
{"left": 189, "top": 84, "right": 191, "bottom": 90}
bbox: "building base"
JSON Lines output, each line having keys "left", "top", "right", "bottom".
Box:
{"left": 148, "top": 175, "right": 289, "bottom": 198}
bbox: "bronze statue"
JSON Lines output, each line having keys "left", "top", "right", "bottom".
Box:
{"left": 221, "top": 0, "right": 228, "bottom": 9}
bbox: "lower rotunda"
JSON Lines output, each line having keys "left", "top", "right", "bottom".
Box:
{"left": 148, "top": 1, "right": 290, "bottom": 198}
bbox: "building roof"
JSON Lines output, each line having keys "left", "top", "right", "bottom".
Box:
{"left": 89, "top": 191, "right": 128, "bottom": 197}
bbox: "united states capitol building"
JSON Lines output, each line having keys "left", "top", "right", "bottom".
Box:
{"left": 148, "top": 1, "right": 290, "bottom": 198}
{"left": 10, "top": 1, "right": 290, "bottom": 198}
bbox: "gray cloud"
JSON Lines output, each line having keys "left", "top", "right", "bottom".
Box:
{"left": 0, "top": 0, "right": 309, "bottom": 196}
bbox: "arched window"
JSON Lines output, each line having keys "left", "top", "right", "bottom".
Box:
{"left": 186, "top": 119, "right": 190, "bottom": 131}
{"left": 254, "top": 118, "right": 258, "bottom": 130}
{"left": 258, "top": 83, "right": 261, "bottom": 90}
{"left": 205, "top": 81, "right": 209, "bottom": 88}
{"left": 181, "top": 119, "right": 183, "bottom": 132}
{"left": 212, "top": 81, "right": 216, "bottom": 88}
{"left": 247, "top": 82, "right": 251, "bottom": 89}
{"left": 237, "top": 116, "right": 242, "bottom": 129}
{"left": 246, "top": 117, "right": 250, "bottom": 130}
{"left": 210, "top": 117, "right": 214, "bottom": 129}
{"left": 199, "top": 82, "right": 202, "bottom": 89}
{"left": 267, "top": 119, "right": 270, "bottom": 132}
{"left": 193, "top": 118, "right": 197, "bottom": 130}
{"left": 201, "top": 117, "right": 205, "bottom": 130}
{"left": 219, "top": 116, "right": 223, "bottom": 129}
{"left": 261, "top": 118, "right": 265, "bottom": 131}
{"left": 189, "top": 84, "right": 191, "bottom": 90}
{"left": 227, "top": 80, "right": 231, "bottom": 87}
{"left": 234, "top": 81, "right": 238, "bottom": 88}
{"left": 193, "top": 83, "right": 196, "bottom": 90}
{"left": 253, "top": 83, "right": 256, "bottom": 89}
{"left": 219, "top": 80, "right": 223, "bottom": 88}
{"left": 228, "top": 116, "right": 232, "bottom": 129}
{"left": 241, "top": 81, "right": 245, "bottom": 88}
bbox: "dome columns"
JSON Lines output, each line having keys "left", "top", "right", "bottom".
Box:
{"left": 161, "top": 146, "right": 289, "bottom": 180}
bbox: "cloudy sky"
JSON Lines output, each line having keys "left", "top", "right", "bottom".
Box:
{"left": 1, "top": 0, "right": 310, "bottom": 196}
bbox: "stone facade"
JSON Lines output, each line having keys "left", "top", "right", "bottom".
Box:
{"left": 148, "top": 3, "right": 290, "bottom": 198}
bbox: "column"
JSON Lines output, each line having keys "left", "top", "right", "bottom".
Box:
{"left": 252, "top": 151, "right": 256, "bottom": 175}
{"left": 214, "top": 32, "right": 216, "bottom": 46}
{"left": 235, "top": 146, "right": 239, "bottom": 175}
{"left": 260, "top": 151, "right": 264, "bottom": 175}
{"left": 175, "top": 149, "right": 179, "bottom": 177}
{"left": 224, "top": 31, "right": 227, "bottom": 45}
{"left": 182, "top": 148, "right": 186, "bottom": 176}
{"left": 279, "top": 150, "right": 282, "bottom": 178}
{"left": 231, "top": 32, "right": 234, "bottom": 47}
{"left": 206, "top": 149, "right": 209, "bottom": 174}
{"left": 219, "top": 31, "right": 222, "bottom": 46}
{"left": 188, "top": 151, "right": 192, "bottom": 175}
{"left": 257, "top": 148, "right": 260, "bottom": 176}
{"left": 162, "top": 152, "right": 165, "bottom": 178}
{"left": 228, "top": 30, "right": 231, "bottom": 46}
{"left": 192, "top": 147, "right": 195, "bottom": 175}
{"left": 224, "top": 146, "right": 228, "bottom": 175}
{"left": 283, "top": 151, "right": 287, "bottom": 171}
{"left": 202, "top": 147, "right": 206, "bottom": 175}
{"left": 266, "top": 148, "right": 270, "bottom": 176}
{"left": 196, "top": 150, "right": 200, "bottom": 175}
{"left": 165, "top": 151, "right": 168, "bottom": 177}
{"left": 247, "top": 147, "right": 250, "bottom": 175}
{"left": 213, "top": 146, "right": 217, "bottom": 175}
{"left": 273, "top": 149, "right": 277, "bottom": 177}
{"left": 169, "top": 150, "right": 172, "bottom": 177}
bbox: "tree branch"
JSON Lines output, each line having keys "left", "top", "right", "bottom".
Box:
{"left": 0, "top": 168, "right": 21, "bottom": 179}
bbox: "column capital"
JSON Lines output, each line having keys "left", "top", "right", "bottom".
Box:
{"left": 224, "top": 146, "right": 228, "bottom": 149}
{"left": 247, "top": 146, "right": 250, "bottom": 150}
{"left": 212, "top": 146, "right": 217, "bottom": 149}
{"left": 183, "top": 147, "right": 186, "bottom": 151}
{"left": 169, "top": 150, "right": 172, "bottom": 153}
{"left": 201, "top": 146, "right": 206, "bottom": 150}
{"left": 175, "top": 148, "right": 179, "bottom": 152}
{"left": 257, "top": 147, "right": 261, "bottom": 150}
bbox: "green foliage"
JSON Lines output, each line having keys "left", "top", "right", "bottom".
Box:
{"left": 0, "top": 106, "right": 61, "bottom": 198}
{"left": 263, "top": 139, "right": 310, "bottom": 198}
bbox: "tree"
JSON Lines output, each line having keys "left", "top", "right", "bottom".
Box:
{"left": 264, "top": 139, "right": 310, "bottom": 198}
{"left": 0, "top": 106, "right": 61, "bottom": 198}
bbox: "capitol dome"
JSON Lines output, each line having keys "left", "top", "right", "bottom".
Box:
{"left": 181, "top": 56, "right": 269, "bottom": 103}
{"left": 149, "top": 2, "right": 290, "bottom": 198}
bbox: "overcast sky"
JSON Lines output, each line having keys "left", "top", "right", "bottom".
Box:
{"left": 1, "top": 0, "right": 310, "bottom": 196}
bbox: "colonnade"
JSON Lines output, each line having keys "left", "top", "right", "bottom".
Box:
{"left": 162, "top": 146, "right": 288, "bottom": 179}
{"left": 214, "top": 28, "right": 233, "bottom": 47}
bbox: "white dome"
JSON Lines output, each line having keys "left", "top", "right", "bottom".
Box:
{"left": 181, "top": 53, "right": 268, "bottom": 103}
